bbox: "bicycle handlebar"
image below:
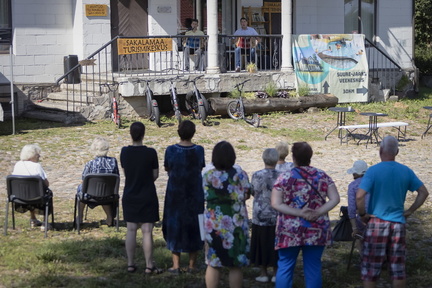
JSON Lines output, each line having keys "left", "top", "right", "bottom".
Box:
{"left": 182, "top": 75, "right": 204, "bottom": 86}
{"left": 234, "top": 79, "right": 250, "bottom": 90}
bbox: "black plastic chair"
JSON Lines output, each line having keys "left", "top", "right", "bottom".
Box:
{"left": 73, "top": 173, "right": 120, "bottom": 234}
{"left": 4, "top": 175, "right": 54, "bottom": 238}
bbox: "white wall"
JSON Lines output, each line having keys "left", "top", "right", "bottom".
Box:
{"left": 376, "top": 0, "right": 413, "bottom": 69}
{"left": 0, "top": 0, "right": 112, "bottom": 84}
{"left": 148, "top": 0, "right": 177, "bottom": 35}
{"left": 294, "top": 0, "right": 344, "bottom": 34}
{"left": 0, "top": 0, "right": 74, "bottom": 84}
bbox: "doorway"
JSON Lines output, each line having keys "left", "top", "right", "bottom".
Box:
{"left": 111, "top": 0, "right": 149, "bottom": 72}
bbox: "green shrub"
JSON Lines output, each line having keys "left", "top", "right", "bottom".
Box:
{"left": 298, "top": 84, "right": 310, "bottom": 96}
{"left": 264, "top": 82, "right": 277, "bottom": 97}
{"left": 415, "top": 46, "right": 432, "bottom": 75}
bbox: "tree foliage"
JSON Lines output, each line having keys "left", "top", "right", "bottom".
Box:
{"left": 415, "top": 0, "right": 432, "bottom": 47}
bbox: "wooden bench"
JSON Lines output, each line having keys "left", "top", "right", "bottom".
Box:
{"left": 338, "top": 121, "right": 409, "bottom": 144}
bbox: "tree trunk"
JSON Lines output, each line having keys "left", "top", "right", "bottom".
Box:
{"left": 209, "top": 94, "right": 338, "bottom": 116}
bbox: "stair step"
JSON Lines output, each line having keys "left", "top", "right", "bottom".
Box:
{"left": 23, "top": 108, "right": 86, "bottom": 123}
{"left": 33, "top": 100, "right": 84, "bottom": 112}
{"left": 46, "top": 91, "right": 94, "bottom": 104}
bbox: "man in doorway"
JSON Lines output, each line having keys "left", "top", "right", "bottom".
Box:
{"left": 356, "top": 136, "right": 429, "bottom": 288}
{"left": 183, "top": 19, "right": 206, "bottom": 72}
{"left": 233, "top": 17, "right": 259, "bottom": 72}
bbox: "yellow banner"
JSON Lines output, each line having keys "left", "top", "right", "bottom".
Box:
{"left": 85, "top": 4, "right": 108, "bottom": 17}
{"left": 117, "top": 38, "right": 173, "bottom": 55}
{"left": 263, "top": 2, "right": 281, "bottom": 13}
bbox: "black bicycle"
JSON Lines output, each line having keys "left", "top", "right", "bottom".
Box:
{"left": 158, "top": 77, "right": 182, "bottom": 123}
{"left": 184, "top": 75, "right": 210, "bottom": 125}
{"left": 142, "top": 79, "right": 161, "bottom": 127}
{"left": 100, "top": 82, "right": 121, "bottom": 128}
{"left": 227, "top": 79, "right": 260, "bottom": 128}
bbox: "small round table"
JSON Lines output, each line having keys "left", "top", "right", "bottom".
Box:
{"left": 421, "top": 106, "right": 432, "bottom": 139}
{"left": 359, "top": 112, "right": 388, "bottom": 146}
{"left": 325, "top": 107, "right": 355, "bottom": 140}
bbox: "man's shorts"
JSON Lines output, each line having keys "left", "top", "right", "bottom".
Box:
{"left": 361, "top": 217, "right": 406, "bottom": 281}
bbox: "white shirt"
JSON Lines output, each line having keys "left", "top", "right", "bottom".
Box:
{"left": 234, "top": 26, "right": 259, "bottom": 36}
{"left": 12, "top": 161, "right": 47, "bottom": 180}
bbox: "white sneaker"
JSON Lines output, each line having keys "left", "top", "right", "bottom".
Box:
{"left": 40, "top": 224, "right": 52, "bottom": 231}
{"left": 255, "top": 276, "right": 269, "bottom": 283}
{"left": 30, "top": 219, "right": 42, "bottom": 228}
{"left": 271, "top": 276, "right": 276, "bottom": 283}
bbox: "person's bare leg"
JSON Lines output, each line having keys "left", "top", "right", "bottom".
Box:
{"left": 78, "top": 203, "right": 86, "bottom": 223}
{"left": 259, "top": 265, "right": 268, "bottom": 277}
{"left": 102, "top": 205, "right": 113, "bottom": 225}
{"left": 171, "top": 252, "right": 181, "bottom": 269}
{"left": 188, "top": 251, "right": 198, "bottom": 269}
{"left": 141, "top": 222, "right": 155, "bottom": 268}
{"left": 205, "top": 265, "right": 220, "bottom": 288}
{"left": 30, "top": 210, "right": 37, "bottom": 220}
{"left": 363, "top": 281, "right": 376, "bottom": 288}
{"left": 392, "top": 279, "right": 406, "bottom": 288}
{"left": 125, "top": 222, "right": 138, "bottom": 267}
{"left": 229, "top": 267, "right": 243, "bottom": 288}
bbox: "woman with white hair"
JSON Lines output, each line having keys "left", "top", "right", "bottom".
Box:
{"left": 76, "top": 136, "right": 119, "bottom": 226}
{"left": 12, "top": 144, "right": 52, "bottom": 230}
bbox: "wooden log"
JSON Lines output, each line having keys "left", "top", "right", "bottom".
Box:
{"left": 208, "top": 94, "right": 338, "bottom": 116}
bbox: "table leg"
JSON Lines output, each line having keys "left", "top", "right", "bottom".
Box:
{"left": 325, "top": 112, "right": 346, "bottom": 140}
{"left": 421, "top": 114, "right": 432, "bottom": 139}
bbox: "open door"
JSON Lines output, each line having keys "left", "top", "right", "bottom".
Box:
{"left": 111, "top": 0, "right": 148, "bottom": 72}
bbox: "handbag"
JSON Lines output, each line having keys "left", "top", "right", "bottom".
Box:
{"left": 332, "top": 206, "right": 354, "bottom": 241}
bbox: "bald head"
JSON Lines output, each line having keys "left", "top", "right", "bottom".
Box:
{"left": 380, "top": 136, "right": 399, "bottom": 160}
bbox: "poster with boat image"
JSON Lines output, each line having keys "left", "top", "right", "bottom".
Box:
{"left": 292, "top": 34, "right": 368, "bottom": 103}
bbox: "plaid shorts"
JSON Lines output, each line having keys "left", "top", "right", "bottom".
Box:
{"left": 361, "top": 217, "right": 406, "bottom": 281}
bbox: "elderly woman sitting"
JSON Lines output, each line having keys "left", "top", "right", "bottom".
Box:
{"left": 77, "top": 137, "right": 119, "bottom": 226}
{"left": 12, "top": 144, "right": 53, "bottom": 231}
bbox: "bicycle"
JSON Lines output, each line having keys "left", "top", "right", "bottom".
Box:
{"left": 227, "top": 79, "right": 260, "bottom": 128}
{"left": 157, "top": 77, "right": 182, "bottom": 124}
{"left": 184, "top": 75, "right": 210, "bottom": 125}
{"left": 141, "top": 79, "right": 161, "bottom": 127}
{"left": 100, "top": 82, "right": 121, "bottom": 128}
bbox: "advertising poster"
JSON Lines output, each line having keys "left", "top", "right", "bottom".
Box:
{"left": 292, "top": 34, "right": 368, "bottom": 103}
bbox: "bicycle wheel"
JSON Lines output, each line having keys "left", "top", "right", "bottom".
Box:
{"left": 146, "top": 92, "right": 153, "bottom": 117}
{"left": 199, "top": 93, "right": 210, "bottom": 114}
{"left": 198, "top": 104, "right": 207, "bottom": 125}
{"left": 151, "top": 100, "right": 161, "bottom": 127}
{"left": 116, "top": 115, "right": 121, "bottom": 128}
{"left": 227, "top": 101, "right": 242, "bottom": 120}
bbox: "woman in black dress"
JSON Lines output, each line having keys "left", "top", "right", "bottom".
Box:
{"left": 120, "top": 122, "right": 162, "bottom": 274}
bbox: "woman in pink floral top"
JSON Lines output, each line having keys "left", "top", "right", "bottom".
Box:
{"left": 271, "top": 142, "right": 340, "bottom": 288}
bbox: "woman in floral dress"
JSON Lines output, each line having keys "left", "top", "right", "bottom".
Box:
{"left": 271, "top": 142, "right": 340, "bottom": 288}
{"left": 202, "top": 141, "right": 250, "bottom": 288}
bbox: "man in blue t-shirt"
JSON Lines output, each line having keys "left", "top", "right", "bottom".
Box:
{"left": 183, "top": 19, "right": 206, "bottom": 71}
{"left": 356, "top": 136, "right": 429, "bottom": 288}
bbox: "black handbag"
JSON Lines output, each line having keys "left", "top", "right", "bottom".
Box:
{"left": 332, "top": 206, "right": 354, "bottom": 241}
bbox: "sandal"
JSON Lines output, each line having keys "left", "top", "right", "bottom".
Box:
{"left": 127, "top": 265, "right": 137, "bottom": 273}
{"left": 145, "top": 266, "right": 164, "bottom": 275}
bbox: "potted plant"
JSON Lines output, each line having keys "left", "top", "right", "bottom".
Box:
{"left": 246, "top": 62, "right": 257, "bottom": 73}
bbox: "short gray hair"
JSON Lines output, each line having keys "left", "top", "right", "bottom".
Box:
{"left": 380, "top": 136, "right": 398, "bottom": 155}
{"left": 91, "top": 137, "right": 110, "bottom": 157}
{"left": 20, "top": 144, "right": 42, "bottom": 161}
{"left": 275, "top": 141, "right": 289, "bottom": 160}
{"left": 262, "top": 148, "right": 279, "bottom": 166}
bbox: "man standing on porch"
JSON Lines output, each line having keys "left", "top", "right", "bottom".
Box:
{"left": 183, "top": 19, "right": 206, "bottom": 72}
{"left": 233, "top": 17, "right": 259, "bottom": 72}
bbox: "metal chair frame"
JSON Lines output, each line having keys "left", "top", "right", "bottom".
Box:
{"left": 4, "top": 175, "right": 54, "bottom": 238}
{"left": 73, "top": 173, "right": 120, "bottom": 234}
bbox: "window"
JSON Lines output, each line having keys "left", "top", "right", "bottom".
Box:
{"left": 344, "top": 0, "right": 375, "bottom": 40}
{"left": 0, "top": 0, "right": 12, "bottom": 53}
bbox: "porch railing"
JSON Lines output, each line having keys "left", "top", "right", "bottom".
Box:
{"left": 55, "top": 34, "right": 283, "bottom": 113}
{"left": 365, "top": 38, "right": 402, "bottom": 93}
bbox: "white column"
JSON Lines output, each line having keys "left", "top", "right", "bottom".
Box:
{"left": 281, "top": 0, "right": 294, "bottom": 72}
{"left": 206, "top": 0, "right": 220, "bottom": 74}
{"left": 196, "top": 0, "right": 202, "bottom": 30}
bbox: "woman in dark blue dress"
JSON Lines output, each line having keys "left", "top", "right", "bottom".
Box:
{"left": 162, "top": 120, "right": 205, "bottom": 274}
{"left": 120, "top": 122, "right": 162, "bottom": 274}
